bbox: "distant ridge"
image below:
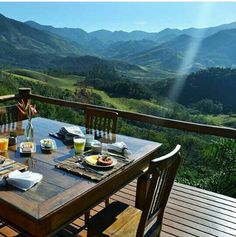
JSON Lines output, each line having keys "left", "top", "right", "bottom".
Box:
{"left": 0, "top": 14, "right": 83, "bottom": 56}
{"left": 116, "top": 28, "right": 236, "bottom": 72}
{"left": 26, "top": 19, "right": 236, "bottom": 45}
{"left": 0, "top": 13, "right": 86, "bottom": 68}
{"left": 25, "top": 19, "right": 236, "bottom": 73}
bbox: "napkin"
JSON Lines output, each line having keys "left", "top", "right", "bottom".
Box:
{"left": 104, "top": 142, "right": 131, "bottom": 156}
{"left": 51, "top": 126, "right": 85, "bottom": 145}
{"left": 60, "top": 126, "right": 85, "bottom": 137}
{"left": 6, "top": 170, "right": 43, "bottom": 191}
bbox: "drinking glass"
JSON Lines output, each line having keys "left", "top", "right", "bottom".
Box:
{"left": 73, "top": 137, "right": 86, "bottom": 154}
{"left": 101, "top": 143, "right": 109, "bottom": 156}
{"left": 0, "top": 135, "right": 9, "bottom": 153}
{"left": 85, "top": 134, "right": 94, "bottom": 147}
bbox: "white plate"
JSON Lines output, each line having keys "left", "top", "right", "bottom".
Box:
{"left": 20, "top": 142, "right": 36, "bottom": 154}
{"left": 40, "top": 138, "right": 57, "bottom": 151}
{"left": 84, "top": 155, "right": 117, "bottom": 168}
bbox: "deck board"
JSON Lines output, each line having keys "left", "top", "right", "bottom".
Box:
{"left": 1, "top": 182, "right": 236, "bottom": 237}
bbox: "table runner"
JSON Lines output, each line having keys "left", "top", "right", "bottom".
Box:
{"left": 55, "top": 155, "right": 134, "bottom": 182}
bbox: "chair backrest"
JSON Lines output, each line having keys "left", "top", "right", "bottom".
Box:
{"left": 0, "top": 105, "right": 19, "bottom": 125}
{"left": 136, "top": 145, "right": 181, "bottom": 237}
{"left": 0, "top": 105, "right": 25, "bottom": 134}
{"left": 84, "top": 107, "right": 118, "bottom": 141}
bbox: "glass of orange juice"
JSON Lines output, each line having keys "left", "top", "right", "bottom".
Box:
{"left": 73, "top": 137, "right": 86, "bottom": 154}
{"left": 0, "top": 135, "right": 9, "bottom": 153}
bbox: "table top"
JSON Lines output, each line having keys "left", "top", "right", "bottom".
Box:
{"left": 0, "top": 117, "right": 161, "bottom": 236}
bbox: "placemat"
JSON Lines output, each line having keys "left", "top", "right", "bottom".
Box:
{"left": 55, "top": 155, "right": 134, "bottom": 182}
{"left": 0, "top": 158, "right": 28, "bottom": 176}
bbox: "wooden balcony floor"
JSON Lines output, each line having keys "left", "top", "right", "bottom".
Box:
{"left": 1, "top": 181, "right": 236, "bottom": 237}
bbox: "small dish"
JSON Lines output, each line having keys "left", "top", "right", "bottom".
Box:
{"left": 40, "top": 138, "right": 57, "bottom": 151}
{"left": 84, "top": 155, "right": 117, "bottom": 168}
{"left": 91, "top": 141, "right": 102, "bottom": 153}
{"left": 20, "top": 142, "right": 36, "bottom": 154}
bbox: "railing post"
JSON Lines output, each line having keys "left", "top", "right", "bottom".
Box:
{"left": 18, "top": 88, "right": 31, "bottom": 102}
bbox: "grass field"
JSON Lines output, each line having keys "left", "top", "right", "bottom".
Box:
{"left": 4, "top": 69, "right": 84, "bottom": 91}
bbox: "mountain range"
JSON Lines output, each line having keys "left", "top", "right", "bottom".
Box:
{"left": 1, "top": 13, "right": 236, "bottom": 76}
{"left": 25, "top": 19, "right": 236, "bottom": 45}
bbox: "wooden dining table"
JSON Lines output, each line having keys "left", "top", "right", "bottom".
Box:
{"left": 0, "top": 117, "right": 161, "bottom": 237}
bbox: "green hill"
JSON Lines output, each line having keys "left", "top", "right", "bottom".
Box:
{"left": 152, "top": 67, "right": 236, "bottom": 114}
{"left": 119, "top": 29, "right": 236, "bottom": 73}
{"left": 0, "top": 14, "right": 84, "bottom": 69}
{"left": 3, "top": 69, "right": 83, "bottom": 90}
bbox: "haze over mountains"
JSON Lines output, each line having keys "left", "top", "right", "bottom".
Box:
{"left": 1, "top": 13, "right": 236, "bottom": 76}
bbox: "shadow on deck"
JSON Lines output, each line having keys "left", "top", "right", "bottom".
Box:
{"left": 1, "top": 181, "right": 235, "bottom": 237}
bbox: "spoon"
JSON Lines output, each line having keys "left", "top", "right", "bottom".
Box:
{"left": 0, "top": 159, "right": 5, "bottom": 164}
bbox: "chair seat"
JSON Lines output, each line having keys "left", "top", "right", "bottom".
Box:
{"left": 86, "top": 201, "right": 142, "bottom": 237}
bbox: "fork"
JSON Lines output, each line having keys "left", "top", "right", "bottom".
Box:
{"left": 76, "top": 162, "right": 105, "bottom": 175}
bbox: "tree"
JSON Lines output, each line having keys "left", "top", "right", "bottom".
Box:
{"left": 193, "top": 99, "right": 223, "bottom": 115}
{"left": 204, "top": 138, "right": 236, "bottom": 197}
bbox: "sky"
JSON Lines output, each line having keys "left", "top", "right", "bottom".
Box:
{"left": 1, "top": 2, "right": 236, "bottom": 32}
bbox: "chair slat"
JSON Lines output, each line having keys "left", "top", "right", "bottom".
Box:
{"left": 0, "top": 105, "right": 23, "bottom": 131}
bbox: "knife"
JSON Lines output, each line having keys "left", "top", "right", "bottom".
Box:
{"left": 0, "top": 164, "right": 14, "bottom": 172}
{"left": 108, "top": 152, "right": 129, "bottom": 159}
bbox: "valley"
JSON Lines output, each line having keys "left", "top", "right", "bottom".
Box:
{"left": 1, "top": 68, "right": 235, "bottom": 128}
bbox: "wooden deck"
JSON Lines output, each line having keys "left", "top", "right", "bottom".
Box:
{"left": 1, "top": 181, "right": 236, "bottom": 237}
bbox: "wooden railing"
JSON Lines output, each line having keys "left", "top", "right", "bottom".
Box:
{"left": 0, "top": 88, "right": 236, "bottom": 139}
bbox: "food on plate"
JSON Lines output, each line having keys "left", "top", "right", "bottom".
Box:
{"left": 21, "top": 142, "right": 34, "bottom": 153}
{"left": 97, "top": 154, "right": 113, "bottom": 166}
{"left": 43, "top": 139, "right": 53, "bottom": 148}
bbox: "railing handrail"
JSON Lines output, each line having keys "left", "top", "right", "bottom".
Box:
{"left": 0, "top": 94, "right": 17, "bottom": 102}
{"left": 29, "top": 93, "right": 236, "bottom": 139}
{"left": 0, "top": 89, "right": 236, "bottom": 139}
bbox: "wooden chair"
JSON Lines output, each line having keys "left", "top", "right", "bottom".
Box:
{"left": 84, "top": 107, "right": 119, "bottom": 220}
{"left": 86, "top": 145, "right": 181, "bottom": 237}
{"left": 84, "top": 107, "right": 118, "bottom": 143}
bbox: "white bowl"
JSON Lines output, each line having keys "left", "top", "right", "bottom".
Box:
{"left": 91, "top": 141, "right": 102, "bottom": 153}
